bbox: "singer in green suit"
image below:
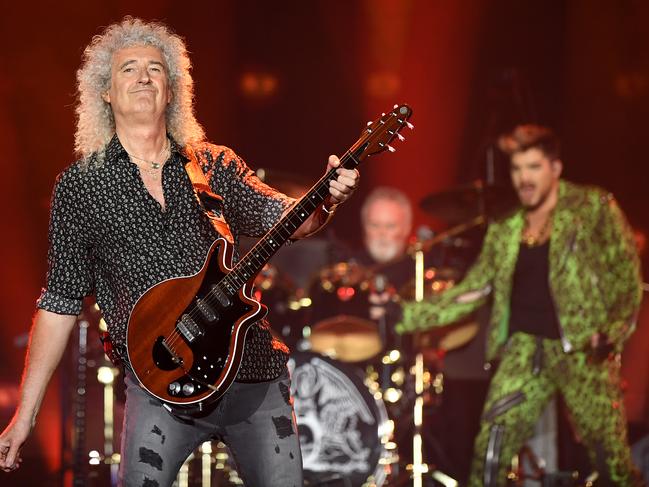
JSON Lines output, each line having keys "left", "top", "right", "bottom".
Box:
{"left": 397, "top": 125, "right": 643, "bottom": 486}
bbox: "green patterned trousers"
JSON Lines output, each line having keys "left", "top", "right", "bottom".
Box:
{"left": 469, "top": 332, "right": 642, "bottom": 486}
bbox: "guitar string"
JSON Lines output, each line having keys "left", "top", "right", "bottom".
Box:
{"left": 161, "top": 168, "right": 343, "bottom": 354}
{"left": 160, "top": 111, "right": 403, "bottom": 357}
{"left": 160, "top": 113, "right": 401, "bottom": 355}
{"left": 161, "top": 172, "right": 335, "bottom": 351}
{"left": 198, "top": 124, "right": 375, "bottom": 305}
{"left": 160, "top": 116, "right": 396, "bottom": 354}
{"left": 161, "top": 185, "right": 328, "bottom": 352}
{"left": 146, "top": 110, "right": 409, "bottom": 400}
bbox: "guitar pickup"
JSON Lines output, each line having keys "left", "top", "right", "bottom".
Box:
{"left": 177, "top": 314, "right": 204, "bottom": 343}
{"left": 211, "top": 284, "right": 232, "bottom": 307}
{"left": 196, "top": 298, "right": 218, "bottom": 322}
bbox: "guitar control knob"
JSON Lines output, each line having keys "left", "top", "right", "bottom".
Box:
{"left": 182, "top": 383, "right": 195, "bottom": 396}
{"left": 168, "top": 382, "right": 181, "bottom": 395}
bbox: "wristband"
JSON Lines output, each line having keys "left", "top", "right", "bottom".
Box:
{"left": 322, "top": 202, "right": 338, "bottom": 214}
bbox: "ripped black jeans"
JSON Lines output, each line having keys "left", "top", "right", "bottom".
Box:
{"left": 118, "top": 367, "right": 303, "bottom": 487}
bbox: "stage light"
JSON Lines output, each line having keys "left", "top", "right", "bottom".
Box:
{"left": 240, "top": 71, "right": 279, "bottom": 99}
{"left": 384, "top": 387, "right": 402, "bottom": 403}
{"left": 97, "top": 366, "right": 115, "bottom": 385}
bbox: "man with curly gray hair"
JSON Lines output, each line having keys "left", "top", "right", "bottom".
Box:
{"left": 0, "top": 17, "right": 359, "bottom": 486}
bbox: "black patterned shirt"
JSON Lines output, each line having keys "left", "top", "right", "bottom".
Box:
{"left": 37, "top": 135, "right": 293, "bottom": 381}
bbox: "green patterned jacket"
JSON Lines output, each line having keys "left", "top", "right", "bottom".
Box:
{"left": 398, "top": 180, "right": 642, "bottom": 362}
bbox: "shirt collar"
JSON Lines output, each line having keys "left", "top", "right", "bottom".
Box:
{"left": 106, "top": 133, "right": 189, "bottom": 168}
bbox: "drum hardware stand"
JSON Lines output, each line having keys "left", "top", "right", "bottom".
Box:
{"left": 411, "top": 244, "right": 427, "bottom": 487}
{"left": 370, "top": 272, "right": 402, "bottom": 397}
{"left": 65, "top": 302, "right": 122, "bottom": 486}
{"left": 177, "top": 454, "right": 192, "bottom": 487}
{"left": 410, "top": 349, "right": 427, "bottom": 487}
{"left": 81, "top": 310, "right": 121, "bottom": 485}
{"left": 70, "top": 318, "right": 89, "bottom": 486}
{"left": 96, "top": 362, "right": 120, "bottom": 485}
{"left": 404, "top": 234, "right": 463, "bottom": 487}
{"left": 175, "top": 441, "right": 243, "bottom": 487}
{"left": 409, "top": 245, "right": 457, "bottom": 485}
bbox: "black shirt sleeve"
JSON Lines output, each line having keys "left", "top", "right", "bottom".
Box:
{"left": 36, "top": 169, "right": 93, "bottom": 315}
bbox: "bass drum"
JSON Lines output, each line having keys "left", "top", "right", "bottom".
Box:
{"left": 288, "top": 352, "right": 392, "bottom": 487}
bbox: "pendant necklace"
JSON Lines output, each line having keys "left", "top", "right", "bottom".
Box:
{"left": 127, "top": 138, "right": 170, "bottom": 179}
{"left": 521, "top": 211, "right": 553, "bottom": 247}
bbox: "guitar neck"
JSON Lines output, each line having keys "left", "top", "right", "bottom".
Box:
{"left": 222, "top": 103, "right": 412, "bottom": 293}
{"left": 226, "top": 145, "right": 365, "bottom": 291}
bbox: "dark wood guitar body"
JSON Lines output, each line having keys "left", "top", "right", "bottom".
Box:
{"left": 127, "top": 237, "right": 264, "bottom": 409}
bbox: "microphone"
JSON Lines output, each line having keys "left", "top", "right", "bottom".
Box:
{"left": 373, "top": 273, "right": 388, "bottom": 293}
{"left": 414, "top": 225, "right": 472, "bottom": 248}
{"left": 416, "top": 225, "right": 434, "bottom": 241}
{"left": 447, "top": 237, "right": 472, "bottom": 248}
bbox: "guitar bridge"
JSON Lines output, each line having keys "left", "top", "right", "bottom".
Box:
{"left": 177, "top": 314, "right": 204, "bottom": 343}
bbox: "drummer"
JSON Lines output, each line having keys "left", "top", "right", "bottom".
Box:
{"left": 307, "top": 187, "right": 452, "bottom": 358}
{"left": 306, "top": 187, "right": 414, "bottom": 353}
{"left": 349, "top": 187, "right": 422, "bottom": 349}
{"left": 353, "top": 186, "right": 414, "bottom": 290}
{"left": 353, "top": 186, "right": 465, "bottom": 288}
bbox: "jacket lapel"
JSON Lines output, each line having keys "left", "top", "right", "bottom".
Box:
{"left": 501, "top": 211, "right": 524, "bottom": 275}
{"left": 549, "top": 181, "right": 579, "bottom": 282}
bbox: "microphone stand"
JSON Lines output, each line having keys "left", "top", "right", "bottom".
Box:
{"left": 407, "top": 216, "right": 485, "bottom": 257}
{"left": 405, "top": 218, "right": 488, "bottom": 487}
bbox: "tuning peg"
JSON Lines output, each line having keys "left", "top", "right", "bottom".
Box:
{"left": 382, "top": 113, "right": 385, "bottom": 117}
{"left": 367, "top": 121, "right": 372, "bottom": 126}
{"left": 387, "top": 145, "right": 396, "bottom": 153}
{"left": 397, "top": 133, "right": 405, "bottom": 141}
{"left": 406, "top": 122, "right": 414, "bottom": 130}
{"left": 393, "top": 104, "right": 399, "bottom": 109}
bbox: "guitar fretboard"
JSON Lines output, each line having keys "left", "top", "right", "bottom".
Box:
{"left": 204, "top": 102, "right": 411, "bottom": 301}
{"left": 219, "top": 146, "right": 364, "bottom": 296}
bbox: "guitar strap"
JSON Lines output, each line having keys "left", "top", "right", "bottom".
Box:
{"left": 184, "top": 147, "right": 235, "bottom": 244}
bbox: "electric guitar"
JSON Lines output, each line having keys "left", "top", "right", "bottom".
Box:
{"left": 126, "top": 104, "right": 413, "bottom": 411}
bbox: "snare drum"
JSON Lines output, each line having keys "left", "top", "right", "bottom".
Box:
{"left": 288, "top": 352, "right": 393, "bottom": 487}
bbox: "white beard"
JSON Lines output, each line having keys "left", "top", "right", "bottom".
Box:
{"left": 366, "top": 239, "right": 403, "bottom": 263}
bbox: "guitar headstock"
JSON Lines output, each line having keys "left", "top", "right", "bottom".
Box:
{"left": 357, "top": 104, "right": 413, "bottom": 159}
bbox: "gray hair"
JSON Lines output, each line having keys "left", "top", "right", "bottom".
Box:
{"left": 361, "top": 186, "right": 413, "bottom": 230}
{"left": 75, "top": 16, "right": 205, "bottom": 167}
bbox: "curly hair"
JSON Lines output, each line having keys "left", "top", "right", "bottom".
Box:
{"left": 75, "top": 16, "right": 205, "bottom": 167}
{"left": 497, "top": 124, "right": 560, "bottom": 160}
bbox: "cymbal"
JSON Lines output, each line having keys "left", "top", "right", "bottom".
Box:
{"left": 254, "top": 263, "right": 294, "bottom": 293}
{"left": 418, "top": 320, "right": 480, "bottom": 356}
{"left": 256, "top": 167, "right": 312, "bottom": 198}
{"left": 438, "top": 321, "right": 479, "bottom": 351}
{"left": 314, "top": 261, "right": 372, "bottom": 292}
{"left": 309, "top": 315, "right": 382, "bottom": 362}
{"left": 420, "top": 180, "right": 517, "bottom": 224}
